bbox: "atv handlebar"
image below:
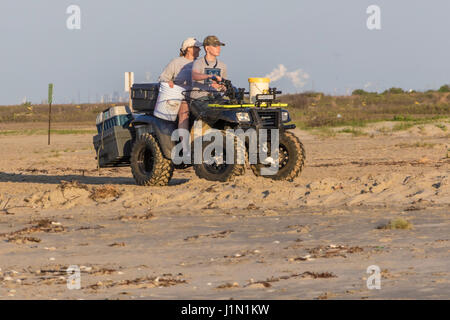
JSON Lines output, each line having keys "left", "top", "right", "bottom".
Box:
{"left": 211, "top": 76, "right": 232, "bottom": 87}
{"left": 185, "top": 77, "right": 282, "bottom": 105}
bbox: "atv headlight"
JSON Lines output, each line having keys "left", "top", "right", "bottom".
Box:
{"left": 282, "top": 111, "right": 290, "bottom": 123}
{"left": 236, "top": 112, "right": 251, "bottom": 122}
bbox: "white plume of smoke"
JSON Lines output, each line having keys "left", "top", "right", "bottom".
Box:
{"left": 265, "top": 64, "right": 310, "bottom": 88}
{"left": 265, "top": 64, "right": 287, "bottom": 82}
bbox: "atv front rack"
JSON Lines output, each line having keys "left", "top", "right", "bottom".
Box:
{"left": 207, "top": 103, "right": 288, "bottom": 109}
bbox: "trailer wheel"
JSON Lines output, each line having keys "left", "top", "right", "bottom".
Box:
{"left": 130, "top": 133, "right": 174, "bottom": 186}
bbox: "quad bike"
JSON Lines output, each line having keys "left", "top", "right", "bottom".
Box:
{"left": 93, "top": 79, "right": 306, "bottom": 186}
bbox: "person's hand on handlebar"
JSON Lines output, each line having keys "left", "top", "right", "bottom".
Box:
{"left": 210, "top": 75, "right": 222, "bottom": 83}
{"left": 211, "top": 82, "right": 225, "bottom": 91}
{"left": 209, "top": 75, "right": 224, "bottom": 90}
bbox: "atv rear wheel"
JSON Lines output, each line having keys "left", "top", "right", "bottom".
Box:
{"left": 130, "top": 133, "right": 174, "bottom": 186}
{"left": 193, "top": 132, "right": 245, "bottom": 182}
{"left": 251, "top": 131, "right": 305, "bottom": 181}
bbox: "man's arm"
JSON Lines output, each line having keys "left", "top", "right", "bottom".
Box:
{"left": 192, "top": 59, "right": 219, "bottom": 82}
{"left": 192, "top": 70, "right": 214, "bottom": 81}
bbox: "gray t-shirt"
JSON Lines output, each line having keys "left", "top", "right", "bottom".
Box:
{"left": 191, "top": 56, "right": 227, "bottom": 99}
{"left": 158, "top": 57, "right": 194, "bottom": 89}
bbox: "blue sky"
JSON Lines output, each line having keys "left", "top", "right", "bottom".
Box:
{"left": 1, "top": 0, "right": 450, "bottom": 104}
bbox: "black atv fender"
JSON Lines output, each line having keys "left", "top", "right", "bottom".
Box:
{"left": 190, "top": 100, "right": 241, "bottom": 128}
{"left": 131, "top": 114, "right": 176, "bottom": 160}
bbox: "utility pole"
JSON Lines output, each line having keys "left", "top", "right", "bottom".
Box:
{"left": 125, "top": 72, "right": 134, "bottom": 109}
{"left": 48, "top": 84, "right": 53, "bottom": 145}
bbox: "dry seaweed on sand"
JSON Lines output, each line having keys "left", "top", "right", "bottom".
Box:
{"left": 89, "top": 185, "right": 122, "bottom": 201}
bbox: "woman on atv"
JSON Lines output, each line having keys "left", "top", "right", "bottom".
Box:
{"left": 153, "top": 37, "right": 201, "bottom": 134}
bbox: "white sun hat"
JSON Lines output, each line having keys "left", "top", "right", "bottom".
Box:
{"left": 181, "top": 37, "right": 202, "bottom": 52}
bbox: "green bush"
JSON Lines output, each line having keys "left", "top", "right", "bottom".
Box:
{"left": 352, "top": 89, "right": 369, "bottom": 95}
{"left": 383, "top": 87, "right": 405, "bottom": 94}
{"left": 298, "top": 91, "right": 323, "bottom": 98}
{"left": 438, "top": 85, "right": 450, "bottom": 93}
{"left": 352, "top": 89, "right": 379, "bottom": 96}
{"left": 392, "top": 115, "right": 413, "bottom": 121}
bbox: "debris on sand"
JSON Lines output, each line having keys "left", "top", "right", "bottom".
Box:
{"left": 263, "top": 209, "right": 279, "bottom": 216}
{"left": 245, "top": 271, "right": 337, "bottom": 288}
{"left": 6, "top": 236, "right": 41, "bottom": 244}
{"left": 315, "top": 292, "right": 337, "bottom": 300}
{"left": 203, "top": 184, "right": 218, "bottom": 193}
{"left": 377, "top": 218, "right": 413, "bottom": 230}
{"left": 216, "top": 282, "right": 240, "bottom": 289}
{"left": 89, "top": 267, "right": 117, "bottom": 275}
{"left": 25, "top": 181, "right": 93, "bottom": 209}
{"left": 302, "top": 271, "right": 336, "bottom": 279}
{"left": 90, "top": 185, "right": 121, "bottom": 200}
{"left": 287, "top": 224, "right": 310, "bottom": 234}
{"left": 108, "top": 242, "right": 126, "bottom": 247}
{"left": 85, "top": 275, "right": 186, "bottom": 290}
{"left": 0, "top": 219, "right": 65, "bottom": 238}
{"left": 184, "top": 230, "right": 233, "bottom": 241}
{"left": 223, "top": 249, "right": 261, "bottom": 259}
{"left": 293, "top": 255, "right": 314, "bottom": 261}
{"left": 246, "top": 203, "right": 259, "bottom": 210}
{"left": 306, "top": 244, "right": 363, "bottom": 259}
{"left": 75, "top": 225, "right": 105, "bottom": 231}
{"left": 116, "top": 211, "right": 155, "bottom": 221}
{"left": 90, "top": 185, "right": 122, "bottom": 201}
{"left": 245, "top": 281, "right": 272, "bottom": 289}
{"left": 58, "top": 180, "right": 89, "bottom": 191}
{"left": 0, "top": 198, "right": 11, "bottom": 213}
{"left": 202, "top": 201, "right": 219, "bottom": 210}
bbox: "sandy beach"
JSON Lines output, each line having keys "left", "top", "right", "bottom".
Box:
{"left": 0, "top": 123, "right": 449, "bottom": 299}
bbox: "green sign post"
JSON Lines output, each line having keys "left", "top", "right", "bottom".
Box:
{"left": 48, "top": 83, "right": 53, "bottom": 145}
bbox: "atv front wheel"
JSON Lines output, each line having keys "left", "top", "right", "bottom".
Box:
{"left": 251, "top": 131, "right": 305, "bottom": 181}
{"left": 193, "top": 132, "right": 245, "bottom": 182}
{"left": 130, "top": 133, "right": 174, "bottom": 186}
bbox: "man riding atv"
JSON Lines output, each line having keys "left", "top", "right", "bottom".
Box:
{"left": 124, "top": 73, "right": 306, "bottom": 186}
{"left": 191, "top": 35, "right": 228, "bottom": 101}
{"left": 93, "top": 38, "right": 306, "bottom": 186}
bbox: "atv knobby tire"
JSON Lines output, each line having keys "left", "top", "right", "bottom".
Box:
{"left": 251, "top": 131, "right": 305, "bottom": 181}
{"left": 130, "top": 133, "right": 174, "bottom": 186}
{"left": 194, "top": 131, "right": 245, "bottom": 182}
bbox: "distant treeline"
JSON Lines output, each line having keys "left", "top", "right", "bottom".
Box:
{"left": 351, "top": 84, "right": 450, "bottom": 96}
{"left": 279, "top": 87, "right": 450, "bottom": 128}
{"left": 0, "top": 103, "right": 116, "bottom": 123}
{"left": 1, "top": 87, "right": 449, "bottom": 129}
